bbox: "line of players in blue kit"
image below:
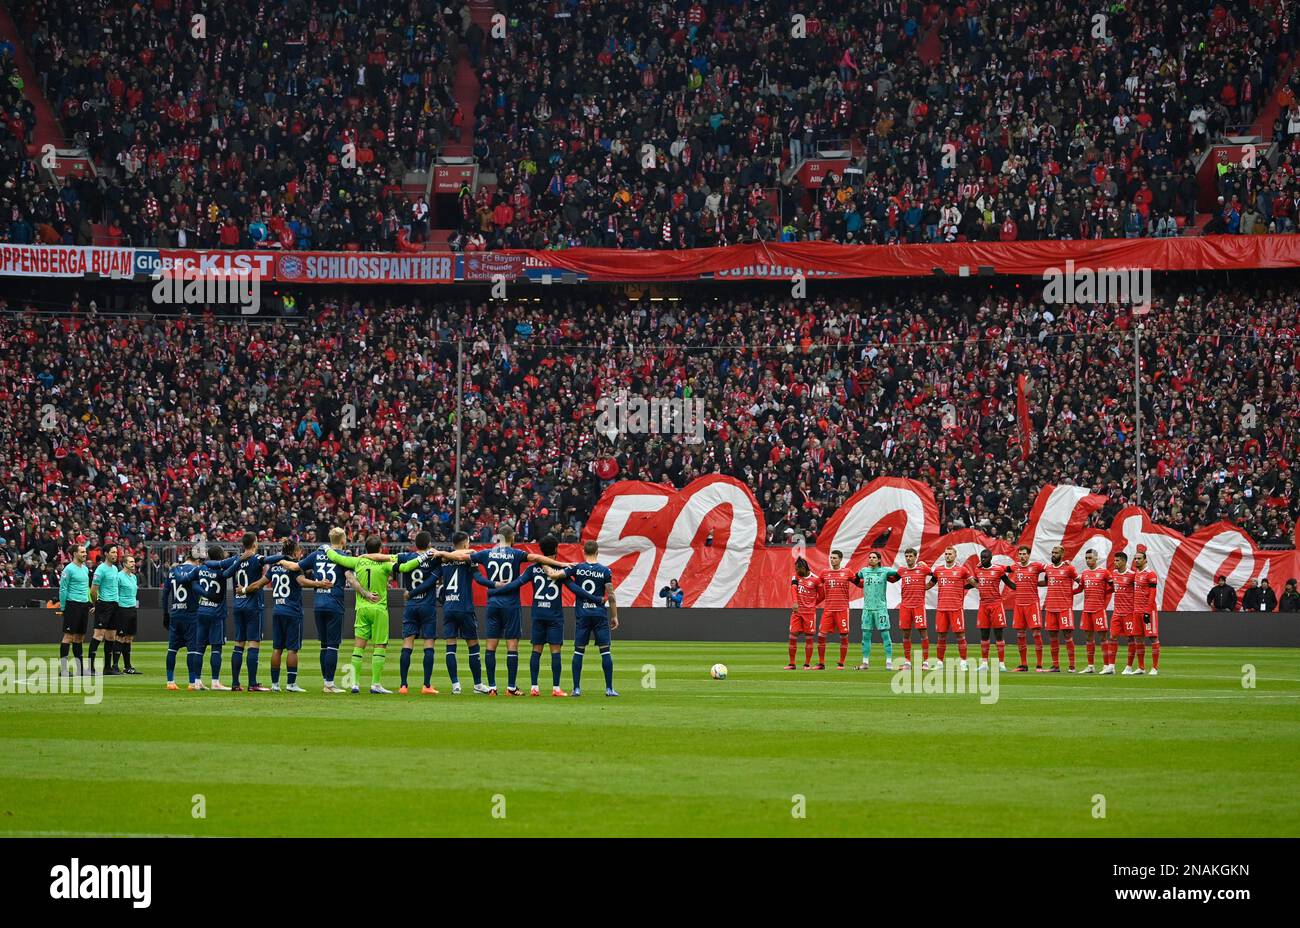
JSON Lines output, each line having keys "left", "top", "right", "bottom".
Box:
{"left": 161, "top": 526, "right": 621, "bottom": 698}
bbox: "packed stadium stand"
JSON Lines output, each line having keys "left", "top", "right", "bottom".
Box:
{"left": 0, "top": 0, "right": 1297, "bottom": 592}
{"left": 2, "top": 0, "right": 1300, "bottom": 249}
{"left": 0, "top": 270, "right": 1295, "bottom": 587}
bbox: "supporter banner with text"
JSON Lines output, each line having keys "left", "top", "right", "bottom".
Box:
{"left": 494, "top": 235, "right": 1300, "bottom": 282}
{"left": 5, "top": 237, "right": 1300, "bottom": 285}
{"left": 565, "top": 476, "right": 1298, "bottom": 611}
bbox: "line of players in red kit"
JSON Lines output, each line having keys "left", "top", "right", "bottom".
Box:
{"left": 787, "top": 543, "right": 1163, "bottom": 676}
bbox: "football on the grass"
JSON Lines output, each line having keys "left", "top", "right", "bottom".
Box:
{"left": 710, "top": 663, "right": 728, "bottom": 680}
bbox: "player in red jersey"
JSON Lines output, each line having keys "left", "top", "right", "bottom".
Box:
{"left": 1107, "top": 551, "right": 1137, "bottom": 675}
{"left": 787, "top": 557, "right": 824, "bottom": 670}
{"left": 1131, "top": 547, "right": 1161, "bottom": 675}
{"left": 895, "top": 547, "right": 932, "bottom": 668}
{"left": 1009, "top": 545, "right": 1047, "bottom": 672}
{"left": 931, "top": 546, "right": 972, "bottom": 670}
{"left": 818, "top": 549, "right": 855, "bottom": 670}
{"left": 1040, "top": 545, "right": 1078, "bottom": 672}
{"left": 1074, "top": 549, "right": 1113, "bottom": 673}
{"left": 972, "top": 548, "right": 1015, "bottom": 671}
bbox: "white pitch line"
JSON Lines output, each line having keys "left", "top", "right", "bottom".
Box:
{"left": 666, "top": 692, "right": 1300, "bottom": 702}
{"left": 2, "top": 830, "right": 200, "bottom": 838}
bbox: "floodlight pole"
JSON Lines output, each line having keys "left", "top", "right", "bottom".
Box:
{"left": 1134, "top": 322, "right": 1143, "bottom": 509}
{"left": 455, "top": 338, "right": 464, "bottom": 534}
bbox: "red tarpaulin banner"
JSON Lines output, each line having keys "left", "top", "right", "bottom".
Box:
{"left": 471, "top": 475, "right": 1296, "bottom": 610}
{"left": 495, "top": 234, "right": 1300, "bottom": 282}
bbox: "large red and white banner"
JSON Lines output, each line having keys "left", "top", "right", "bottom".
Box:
{"left": 563, "top": 476, "right": 1297, "bottom": 611}
{"left": 5, "top": 236, "right": 1300, "bottom": 284}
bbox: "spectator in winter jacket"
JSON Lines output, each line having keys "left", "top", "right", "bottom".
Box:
{"left": 1207, "top": 576, "right": 1238, "bottom": 611}
{"left": 1241, "top": 578, "right": 1278, "bottom": 612}
{"left": 1278, "top": 579, "right": 1300, "bottom": 612}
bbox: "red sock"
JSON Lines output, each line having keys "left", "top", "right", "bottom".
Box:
{"left": 1151, "top": 640, "right": 1160, "bottom": 669}
{"left": 1050, "top": 638, "right": 1060, "bottom": 667}
{"left": 1126, "top": 641, "right": 1135, "bottom": 666}
{"left": 980, "top": 640, "right": 990, "bottom": 659}
{"left": 958, "top": 640, "right": 968, "bottom": 660}
{"left": 1136, "top": 641, "right": 1146, "bottom": 669}
{"left": 920, "top": 638, "right": 930, "bottom": 661}
{"left": 817, "top": 637, "right": 826, "bottom": 664}
{"left": 1065, "top": 637, "right": 1075, "bottom": 668}
{"left": 937, "top": 640, "right": 947, "bottom": 662}
{"left": 804, "top": 639, "right": 814, "bottom": 665}
{"left": 1033, "top": 632, "right": 1043, "bottom": 668}
{"left": 996, "top": 640, "right": 1006, "bottom": 662}
{"left": 788, "top": 638, "right": 797, "bottom": 663}
{"left": 1086, "top": 640, "right": 1096, "bottom": 665}
{"left": 839, "top": 639, "right": 848, "bottom": 665}
{"left": 1018, "top": 639, "right": 1028, "bottom": 666}
{"left": 903, "top": 639, "right": 912, "bottom": 661}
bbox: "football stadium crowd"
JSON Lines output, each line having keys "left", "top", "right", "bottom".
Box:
{"left": 3, "top": 0, "right": 476, "bottom": 249}
{"left": 3, "top": 0, "right": 1300, "bottom": 248}
{"left": 0, "top": 272, "right": 1295, "bottom": 586}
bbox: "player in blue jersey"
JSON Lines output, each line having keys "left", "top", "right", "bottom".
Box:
{"left": 299, "top": 527, "right": 379, "bottom": 693}
{"left": 227, "top": 532, "right": 286, "bottom": 691}
{"left": 495, "top": 535, "right": 603, "bottom": 697}
{"left": 249, "top": 539, "right": 333, "bottom": 692}
{"left": 547, "top": 539, "right": 620, "bottom": 697}
{"left": 397, "top": 532, "right": 442, "bottom": 695}
{"left": 428, "top": 531, "right": 495, "bottom": 694}
{"left": 162, "top": 549, "right": 204, "bottom": 690}
{"left": 442, "top": 523, "right": 568, "bottom": 696}
{"left": 192, "top": 545, "right": 240, "bottom": 690}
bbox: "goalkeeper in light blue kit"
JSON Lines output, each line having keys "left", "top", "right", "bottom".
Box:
{"left": 852, "top": 551, "right": 899, "bottom": 670}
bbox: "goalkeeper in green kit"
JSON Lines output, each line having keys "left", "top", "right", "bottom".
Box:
{"left": 327, "top": 535, "right": 426, "bottom": 694}
{"left": 852, "top": 551, "right": 899, "bottom": 671}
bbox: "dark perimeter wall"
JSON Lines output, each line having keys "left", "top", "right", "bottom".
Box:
{"left": 0, "top": 590, "right": 1295, "bottom": 647}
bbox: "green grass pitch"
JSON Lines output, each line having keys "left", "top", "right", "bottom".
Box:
{"left": 1, "top": 642, "right": 1297, "bottom": 837}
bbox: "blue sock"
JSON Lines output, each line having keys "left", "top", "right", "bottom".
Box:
{"left": 321, "top": 646, "right": 337, "bottom": 684}
{"left": 209, "top": 646, "right": 222, "bottom": 682}
{"left": 287, "top": 663, "right": 297, "bottom": 686}
{"left": 529, "top": 651, "right": 541, "bottom": 686}
{"left": 551, "top": 651, "right": 562, "bottom": 688}
{"left": 166, "top": 648, "right": 177, "bottom": 683}
{"left": 600, "top": 647, "right": 614, "bottom": 690}
{"left": 485, "top": 649, "right": 497, "bottom": 687}
{"left": 187, "top": 651, "right": 201, "bottom": 684}
{"left": 572, "top": 647, "right": 584, "bottom": 689}
{"left": 445, "top": 646, "right": 459, "bottom": 684}
{"left": 423, "top": 648, "right": 435, "bottom": 687}
{"left": 467, "top": 644, "right": 482, "bottom": 684}
{"left": 271, "top": 661, "right": 280, "bottom": 686}
{"left": 506, "top": 650, "right": 519, "bottom": 689}
{"left": 231, "top": 646, "right": 244, "bottom": 686}
{"left": 400, "top": 647, "right": 413, "bottom": 686}
{"left": 247, "top": 648, "right": 260, "bottom": 686}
